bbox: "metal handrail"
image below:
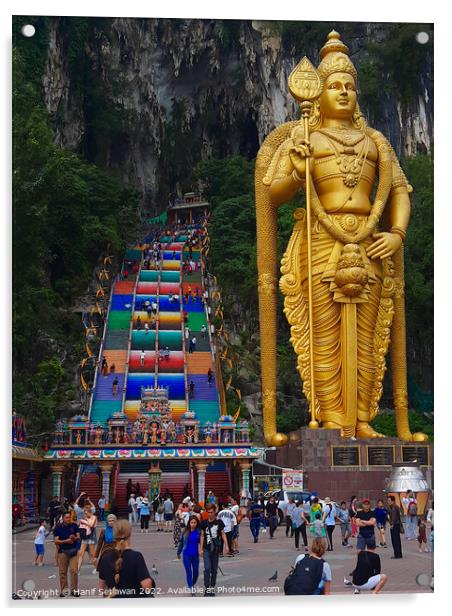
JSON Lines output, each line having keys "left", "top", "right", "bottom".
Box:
{"left": 121, "top": 256, "right": 142, "bottom": 414}
{"left": 87, "top": 278, "right": 115, "bottom": 421}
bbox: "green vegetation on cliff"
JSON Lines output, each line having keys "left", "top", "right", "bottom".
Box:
{"left": 12, "top": 38, "right": 140, "bottom": 436}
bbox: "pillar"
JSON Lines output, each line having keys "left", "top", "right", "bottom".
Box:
{"left": 99, "top": 463, "right": 114, "bottom": 507}
{"left": 239, "top": 462, "right": 251, "bottom": 499}
{"left": 148, "top": 461, "right": 161, "bottom": 500}
{"left": 50, "top": 463, "right": 66, "bottom": 500}
{"left": 196, "top": 462, "right": 207, "bottom": 506}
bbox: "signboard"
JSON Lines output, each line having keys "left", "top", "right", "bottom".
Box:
{"left": 332, "top": 446, "right": 360, "bottom": 466}
{"left": 367, "top": 446, "right": 395, "bottom": 466}
{"left": 401, "top": 446, "right": 429, "bottom": 466}
{"left": 282, "top": 469, "right": 304, "bottom": 490}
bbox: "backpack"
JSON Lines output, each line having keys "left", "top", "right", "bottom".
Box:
{"left": 284, "top": 556, "right": 324, "bottom": 595}
{"left": 408, "top": 501, "right": 417, "bottom": 516}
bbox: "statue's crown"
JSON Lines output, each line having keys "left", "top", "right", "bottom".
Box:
{"left": 317, "top": 30, "right": 357, "bottom": 81}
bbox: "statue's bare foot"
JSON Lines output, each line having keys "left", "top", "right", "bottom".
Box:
{"left": 356, "top": 422, "right": 385, "bottom": 439}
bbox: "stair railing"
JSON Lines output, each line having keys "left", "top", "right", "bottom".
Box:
{"left": 199, "top": 238, "right": 224, "bottom": 415}
{"left": 88, "top": 279, "right": 115, "bottom": 421}
{"left": 121, "top": 255, "right": 141, "bottom": 416}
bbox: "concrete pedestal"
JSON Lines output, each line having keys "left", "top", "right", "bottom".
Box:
{"left": 265, "top": 427, "right": 433, "bottom": 502}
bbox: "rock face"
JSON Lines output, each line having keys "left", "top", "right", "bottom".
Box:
{"left": 41, "top": 18, "right": 433, "bottom": 206}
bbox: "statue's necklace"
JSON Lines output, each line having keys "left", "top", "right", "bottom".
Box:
{"left": 319, "top": 129, "right": 369, "bottom": 189}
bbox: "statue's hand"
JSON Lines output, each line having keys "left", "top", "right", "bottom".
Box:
{"left": 366, "top": 232, "right": 402, "bottom": 260}
{"left": 289, "top": 140, "right": 312, "bottom": 176}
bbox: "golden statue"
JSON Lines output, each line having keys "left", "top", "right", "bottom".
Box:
{"left": 256, "top": 31, "right": 428, "bottom": 446}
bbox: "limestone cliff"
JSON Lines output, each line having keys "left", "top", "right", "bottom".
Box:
{"left": 41, "top": 17, "right": 433, "bottom": 209}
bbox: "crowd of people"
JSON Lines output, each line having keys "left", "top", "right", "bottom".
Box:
{"left": 35, "top": 487, "right": 434, "bottom": 598}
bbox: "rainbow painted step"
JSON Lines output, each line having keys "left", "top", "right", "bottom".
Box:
{"left": 159, "top": 312, "right": 181, "bottom": 330}
{"left": 158, "top": 330, "right": 182, "bottom": 351}
{"left": 139, "top": 270, "right": 159, "bottom": 282}
{"left": 94, "top": 373, "right": 125, "bottom": 401}
{"left": 160, "top": 271, "right": 181, "bottom": 283}
{"left": 158, "top": 296, "right": 181, "bottom": 312}
{"left": 91, "top": 399, "right": 123, "bottom": 425}
{"left": 108, "top": 310, "right": 132, "bottom": 330}
{"left": 156, "top": 374, "right": 186, "bottom": 400}
{"left": 104, "top": 330, "right": 129, "bottom": 350}
{"left": 186, "top": 312, "right": 208, "bottom": 331}
{"left": 187, "top": 374, "right": 218, "bottom": 401}
{"left": 188, "top": 400, "right": 220, "bottom": 425}
{"left": 111, "top": 294, "right": 134, "bottom": 310}
{"left": 131, "top": 330, "right": 156, "bottom": 350}
{"left": 128, "top": 351, "right": 156, "bottom": 372}
{"left": 126, "top": 373, "right": 156, "bottom": 399}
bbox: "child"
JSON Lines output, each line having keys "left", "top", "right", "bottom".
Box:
{"left": 374, "top": 499, "right": 389, "bottom": 547}
{"left": 312, "top": 512, "right": 326, "bottom": 538}
{"left": 418, "top": 518, "right": 429, "bottom": 552}
{"left": 336, "top": 501, "right": 352, "bottom": 547}
{"left": 34, "top": 520, "right": 48, "bottom": 566}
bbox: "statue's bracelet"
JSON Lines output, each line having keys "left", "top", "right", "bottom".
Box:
{"left": 390, "top": 226, "right": 406, "bottom": 242}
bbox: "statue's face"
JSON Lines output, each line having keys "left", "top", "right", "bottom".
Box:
{"left": 319, "top": 72, "right": 357, "bottom": 120}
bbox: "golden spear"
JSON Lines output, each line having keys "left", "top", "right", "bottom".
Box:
{"left": 288, "top": 57, "right": 323, "bottom": 429}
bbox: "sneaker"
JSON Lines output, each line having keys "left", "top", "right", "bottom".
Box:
{"left": 344, "top": 578, "right": 353, "bottom": 586}
{"left": 262, "top": 529, "right": 267, "bottom": 533}
{"left": 354, "top": 588, "right": 360, "bottom": 594}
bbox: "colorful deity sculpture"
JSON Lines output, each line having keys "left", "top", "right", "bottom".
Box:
{"left": 255, "top": 30, "right": 428, "bottom": 445}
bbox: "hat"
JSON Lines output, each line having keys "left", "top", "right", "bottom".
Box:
{"left": 142, "top": 498, "right": 149, "bottom": 505}
{"left": 362, "top": 498, "right": 371, "bottom": 504}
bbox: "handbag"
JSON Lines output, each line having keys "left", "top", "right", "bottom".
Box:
{"left": 63, "top": 546, "right": 78, "bottom": 557}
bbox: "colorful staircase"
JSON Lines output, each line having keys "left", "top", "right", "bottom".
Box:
{"left": 89, "top": 226, "right": 222, "bottom": 432}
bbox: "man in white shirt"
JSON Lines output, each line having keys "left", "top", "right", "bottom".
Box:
{"left": 128, "top": 494, "right": 137, "bottom": 524}
{"left": 135, "top": 495, "right": 143, "bottom": 522}
{"left": 218, "top": 507, "right": 237, "bottom": 557}
{"left": 97, "top": 495, "right": 106, "bottom": 522}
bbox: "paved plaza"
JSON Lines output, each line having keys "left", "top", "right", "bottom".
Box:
{"left": 12, "top": 520, "right": 433, "bottom": 600}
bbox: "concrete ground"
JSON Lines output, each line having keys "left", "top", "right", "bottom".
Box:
{"left": 12, "top": 520, "right": 433, "bottom": 600}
